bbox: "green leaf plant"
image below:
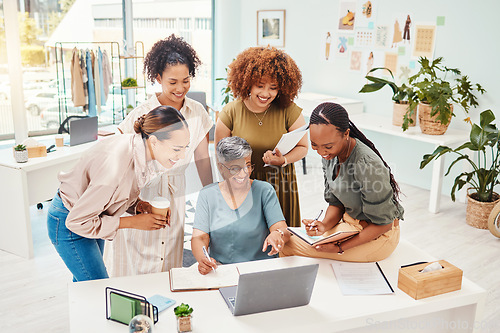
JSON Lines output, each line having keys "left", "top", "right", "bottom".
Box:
{"left": 420, "top": 110, "right": 500, "bottom": 202}
{"left": 359, "top": 67, "right": 410, "bottom": 104}
{"left": 403, "top": 57, "right": 485, "bottom": 131}
{"left": 174, "top": 303, "right": 194, "bottom": 317}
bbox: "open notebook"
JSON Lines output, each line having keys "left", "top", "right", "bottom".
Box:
{"left": 288, "top": 222, "right": 359, "bottom": 246}
{"left": 169, "top": 264, "right": 239, "bottom": 292}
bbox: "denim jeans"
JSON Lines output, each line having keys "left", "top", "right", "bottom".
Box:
{"left": 47, "top": 192, "right": 109, "bottom": 281}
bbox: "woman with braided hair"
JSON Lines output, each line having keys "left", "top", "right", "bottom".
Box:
{"left": 281, "top": 102, "right": 404, "bottom": 262}
{"left": 215, "top": 46, "right": 307, "bottom": 227}
{"left": 47, "top": 106, "right": 190, "bottom": 281}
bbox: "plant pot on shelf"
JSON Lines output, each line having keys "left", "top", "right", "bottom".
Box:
{"left": 466, "top": 191, "right": 500, "bottom": 229}
{"left": 14, "top": 149, "right": 28, "bottom": 163}
{"left": 418, "top": 102, "right": 453, "bottom": 135}
{"left": 392, "top": 101, "right": 415, "bottom": 127}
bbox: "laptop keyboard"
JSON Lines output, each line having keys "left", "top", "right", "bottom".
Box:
{"left": 228, "top": 297, "right": 236, "bottom": 306}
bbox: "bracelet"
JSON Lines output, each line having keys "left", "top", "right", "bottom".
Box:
{"left": 337, "top": 242, "right": 344, "bottom": 255}
{"left": 275, "top": 229, "right": 284, "bottom": 238}
{"left": 281, "top": 156, "right": 288, "bottom": 167}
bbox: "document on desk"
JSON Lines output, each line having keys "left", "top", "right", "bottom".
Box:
{"left": 169, "top": 264, "right": 239, "bottom": 292}
{"left": 331, "top": 262, "right": 394, "bottom": 295}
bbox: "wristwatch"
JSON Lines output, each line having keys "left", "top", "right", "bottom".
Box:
{"left": 337, "top": 242, "right": 344, "bottom": 255}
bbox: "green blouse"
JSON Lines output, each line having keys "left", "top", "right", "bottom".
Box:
{"left": 323, "top": 140, "right": 404, "bottom": 225}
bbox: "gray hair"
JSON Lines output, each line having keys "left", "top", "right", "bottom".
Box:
{"left": 216, "top": 136, "right": 252, "bottom": 163}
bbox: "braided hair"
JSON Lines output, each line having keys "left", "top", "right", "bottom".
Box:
{"left": 133, "top": 105, "right": 188, "bottom": 141}
{"left": 310, "top": 102, "right": 401, "bottom": 203}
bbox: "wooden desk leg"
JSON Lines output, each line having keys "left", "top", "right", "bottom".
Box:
{"left": 0, "top": 167, "right": 33, "bottom": 259}
{"left": 428, "top": 154, "right": 445, "bottom": 214}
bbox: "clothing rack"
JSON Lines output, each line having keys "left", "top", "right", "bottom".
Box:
{"left": 54, "top": 41, "right": 145, "bottom": 126}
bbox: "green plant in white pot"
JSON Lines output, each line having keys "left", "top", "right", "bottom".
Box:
{"left": 13, "top": 144, "right": 28, "bottom": 163}
{"left": 359, "top": 67, "right": 415, "bottom": 127}
{"left": 420, "top": 109, "right": 500, "bottom": 229}
{"left": 403, "top": 57, "right": 485, "bottom": 134}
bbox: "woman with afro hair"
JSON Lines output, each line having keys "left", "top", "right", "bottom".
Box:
{"left": 215, "top": 46, "right": 307, "bottom": 227}
{"left": 104, "top": 34, "right": 214, "bottom": 277}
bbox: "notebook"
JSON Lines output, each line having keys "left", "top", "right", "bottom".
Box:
{"left": 288, "top": 222, "right": 359, "bottom": 246}
{"left": 69, "top": 116, "right": 98, "bottom": 146}
{"left": 169, "top": 264, "right": 240, "bottom": 292}
{"left": 219, "top": 264, "right": 319, "bottom": 316}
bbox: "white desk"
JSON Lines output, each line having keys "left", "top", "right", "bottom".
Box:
{"left": 349, "top": 113, "right": 470, "bottom": 213}
{"left": 0, "top": 139, "right": 97, "bottom": 258}
{"left": 68, "top": 240, "right": 485, "bottom": 333}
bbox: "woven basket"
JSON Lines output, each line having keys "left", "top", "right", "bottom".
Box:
{"left": 392, "top": 101, "right": 416, "bottom": 127}
{"left": 466, "top": 191, "right": 500, "bottom": 229}
{"left": 418, "top": 102, "right": 452, "bottom": 135}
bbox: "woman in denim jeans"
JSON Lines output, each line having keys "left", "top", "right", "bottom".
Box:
{"left": 47, "top": 105, "right": 190, "bottom": 281}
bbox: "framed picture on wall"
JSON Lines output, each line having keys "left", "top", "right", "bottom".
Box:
{"left": 257, "top": 10, "right": 286, "bottom": 47}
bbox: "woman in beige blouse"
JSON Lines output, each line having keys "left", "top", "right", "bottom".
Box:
{"left": 47, "top": 106, "right": 190, "bottom": 281}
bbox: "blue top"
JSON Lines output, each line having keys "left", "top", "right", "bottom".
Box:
{"left": 193, "top": 180, "right": 285, "bottom": 264}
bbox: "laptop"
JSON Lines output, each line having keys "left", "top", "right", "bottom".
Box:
{"left": 69, "top": 116, "right": 98, "bottom": 146}
{"left": 219, "top": 264, "right": 319, "bottom": 316}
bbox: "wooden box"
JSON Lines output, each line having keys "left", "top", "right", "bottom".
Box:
{"left": 398, "top": 260, "right": 463, "bottom": 300}
{"left": 27, "top": 145, "right": 47, "bottom": 158}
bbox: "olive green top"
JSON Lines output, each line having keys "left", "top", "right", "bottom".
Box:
{"left": 323, "top": 140, "right": 404, "bottom": 225}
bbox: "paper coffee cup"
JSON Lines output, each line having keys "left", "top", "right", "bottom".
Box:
{"left": 55, "top": 135, "right": 64, "bottom": 147}
{"left": 150, "top": 197, "right": 170, "bottom": 217}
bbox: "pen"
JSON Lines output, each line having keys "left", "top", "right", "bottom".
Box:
{"left": 309, "top": 209, "right": 323, "bottom": 231}
{"left": 202, "top": 246, "right": 216, "bottom": 272}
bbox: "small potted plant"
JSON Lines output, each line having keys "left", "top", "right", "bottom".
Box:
{"left": 13, "top": 144, "right": 28, "bottom": 163}
{"left": 359, "top": 67, "right": 415, "bottom": 127}
{"left": 420, "top": 109, "right": 500, "bottom": 229}
{"left": 174, "top": 303, "right": 193, "bottom": 332}
{"left": 121, "top": 77, "right": 138, "bottom": 88}
{"left": 403, "top": 57, "right": 485, "bottom": 134}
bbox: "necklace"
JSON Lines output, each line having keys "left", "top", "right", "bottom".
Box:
{"left": 250, "top": 108, "right": 270, "bottom": 126}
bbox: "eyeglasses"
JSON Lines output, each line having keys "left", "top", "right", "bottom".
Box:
{"left": 220, "top": 163, "right": 255, "bottom": 175}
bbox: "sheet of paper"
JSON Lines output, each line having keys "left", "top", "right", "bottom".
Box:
{"left": 263, "top": 124, "right": 308, "bottom": 167}
{"left": 170, "top": 264, "right": 239, "bottom": 291}
{"left": 331, "top": 262, "right": 394, "bottom": 295}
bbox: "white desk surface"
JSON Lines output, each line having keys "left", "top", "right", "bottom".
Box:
{"left": 68, "top": 240, "right": 485, "bottom": 333}
{"left": 349, "top": 113, "right": 469, "bottom": 146}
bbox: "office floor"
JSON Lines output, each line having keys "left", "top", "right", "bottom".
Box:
{"left": 1, "top": 151, "right": 499, "bottom": 332}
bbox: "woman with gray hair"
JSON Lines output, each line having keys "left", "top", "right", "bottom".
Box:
{"left": 191, "top": 136, "right": 291, "bottom": 274}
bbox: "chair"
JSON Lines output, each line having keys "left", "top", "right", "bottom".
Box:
{"left": 58, "top": 115, "right": 89, "bottom": 134}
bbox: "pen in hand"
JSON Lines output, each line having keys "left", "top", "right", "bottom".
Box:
{"left": 202, "top": 246, "right": 216, "bottom": 272}
{"left": 309, "top": 209, "right": 323, "bottom": 231}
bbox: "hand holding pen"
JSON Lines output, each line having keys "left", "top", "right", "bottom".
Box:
{"left": 199, "top": 246, "right": 217, "bottom": 275}
{"left": 303, "top": 210, "right": 326, "bottom": 236}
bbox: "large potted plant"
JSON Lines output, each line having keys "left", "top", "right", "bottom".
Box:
{"left": 359, "top": 67, "right": 415, "bottom": 127}
{"left": 403, "top": 57, "right": 485, "bottom": 134}
{"left": 420, "top": 110, "right": 500, "bottom": 229}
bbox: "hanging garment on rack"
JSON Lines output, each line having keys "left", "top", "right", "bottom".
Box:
{"left": 101, "top": 50, "right": 113, "bottom": 101}
{"left": 86, "top": 49, "right": 97, "bottom": 117}
{"left": 80, "top": 50, "right": 88, "bottom": 105}
{"left": 70, "top": 48, "right": 86, "bottom": 107}
{"left": 97, "top": 48, "right": 106, "bottom": 106}
{"left": 94, "top": 50, "right": 102, "bottom": 114}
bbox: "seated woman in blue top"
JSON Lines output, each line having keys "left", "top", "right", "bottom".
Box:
{"left": 191, "top": 136, "right": 291, "bottom": 275}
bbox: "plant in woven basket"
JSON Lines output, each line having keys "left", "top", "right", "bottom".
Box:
{"left": 420, "top": 109, "right": 500, "bottom": 203}
{"left": 359, "top": 67, "right": 410, "bottom": 103}
{"left": 402, "top": 57, "right": 485, "bottom": 131}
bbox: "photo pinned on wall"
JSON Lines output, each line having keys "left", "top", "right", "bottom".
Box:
{"left": 384, "top": 52, "right": 399, "bottom": 75}
{"left": 364, "top": 50, "right": 384, "bottom": 77}
{"left": 391, "top": 17, "right": 404, "bottom": 48}
{"left": 350, "top": 50, "right": 363, "bottom": 71}
{"left": 355, "top": 29, "right": 374, "bottom": 48}
{"left": 257, "top": 10, "right": 286, "bottom": 47}
{"left": 398, "top": 65, "right": 412, "bottom": 84}
{"left": 412, "top": 25, "right": 436, "bottom": 58}
{"left": 338, "top": 1, "right": 356, "bottom": 30}
{"left": 355, "top": 0, "right": 377, "bottom": 28}
{"left": 334, "top": 33, "right": 351, "bottom": 58}
{"left": 324, "top": 31, "right": 333, "bottom": 61}
{"left": 374, "top": 25, "right": 390, "bottom": 49}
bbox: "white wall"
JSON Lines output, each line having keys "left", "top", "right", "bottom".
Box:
{"left": 214, "top": 0, "right": 500, "bottom": 194}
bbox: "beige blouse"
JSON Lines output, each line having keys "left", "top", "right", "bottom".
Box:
{"left": 58, "top": 133, "right": 164, "bottom": 240}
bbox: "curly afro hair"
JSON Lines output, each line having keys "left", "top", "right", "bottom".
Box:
{"left": 227, "top": 46, "right": 302, "bottom": 109}
{"left": 144, "top": 34, "right": 201, "bottom": 85}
